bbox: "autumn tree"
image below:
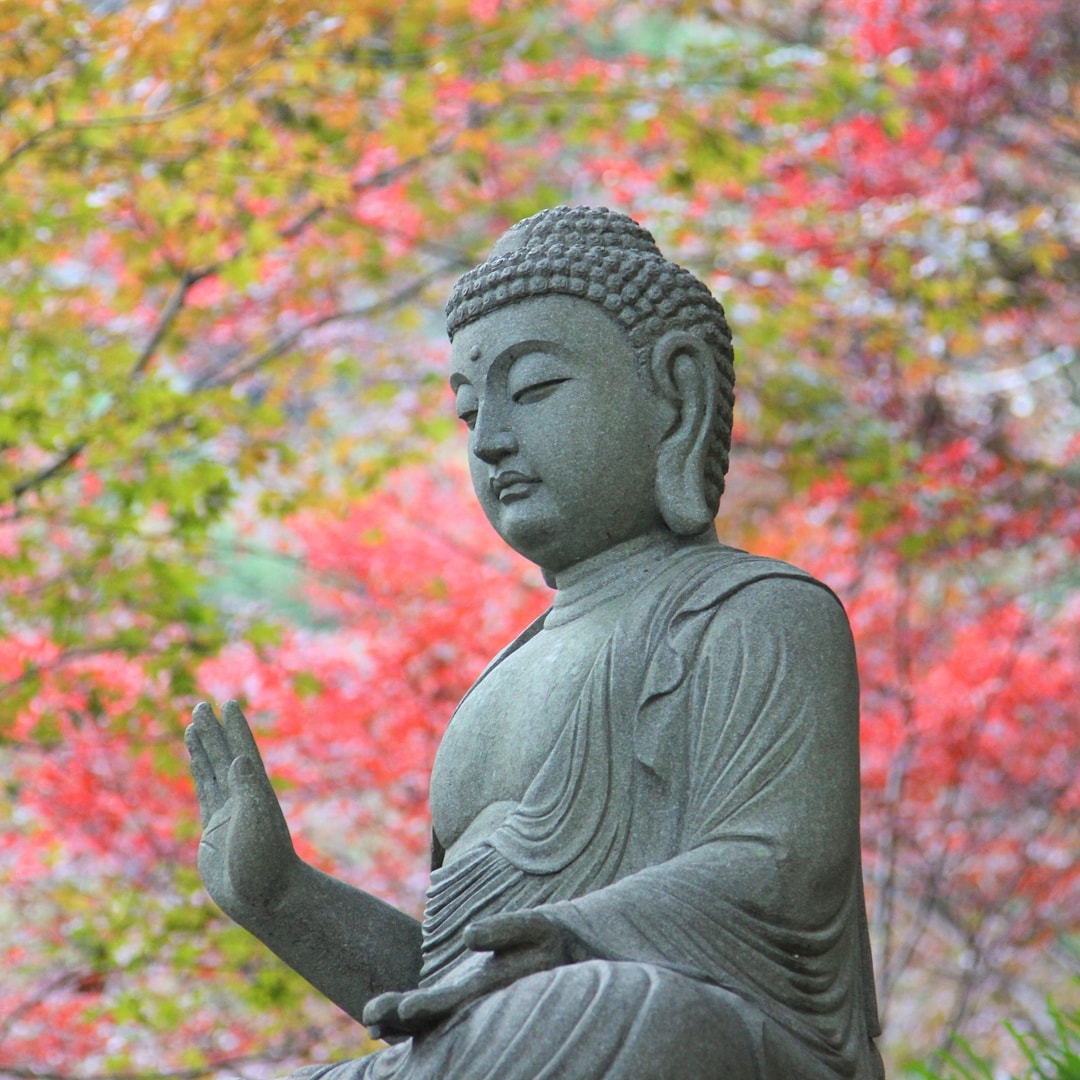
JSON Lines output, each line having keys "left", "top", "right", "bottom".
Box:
{"left": 706, "top": 1, "right": 1080, "bottom": 1063}
{"left": 1, "top": 0, "right": 1078, "bottom": 1075}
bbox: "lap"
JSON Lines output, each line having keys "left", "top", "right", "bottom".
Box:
{"left": 290, "top": 960, "right": 820, "bottom": 1080}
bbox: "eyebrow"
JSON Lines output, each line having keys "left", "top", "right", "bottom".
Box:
{"left": 449, "top": 338, "right": 570, "bottom": 392}
{"left": 496, "top": 340, "right": 570, "bottom": 375}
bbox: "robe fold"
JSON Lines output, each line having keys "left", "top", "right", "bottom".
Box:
{"left": 293, "top": 545, "right": 884, "bottom": 1079}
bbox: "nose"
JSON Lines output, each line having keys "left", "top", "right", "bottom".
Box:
{"left": 472, "top": 406, "right": 518, "bottom": 465}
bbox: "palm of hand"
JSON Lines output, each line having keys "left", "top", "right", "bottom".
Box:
{"left": 186, "top": 701, "right": 298, "bottom": 921}
{"left": 363, "top": 909, "right": 587, "bottom": 1040}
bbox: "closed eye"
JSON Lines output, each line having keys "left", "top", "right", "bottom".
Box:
{"left": 457, "top": 408, "right": 478, "bottom": 430}
{"left": 513, "top": 378, "right": 569, "bottom": 405}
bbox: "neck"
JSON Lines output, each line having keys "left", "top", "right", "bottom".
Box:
{"left": 544, "top": 528, "right": 717, "bottom": 627}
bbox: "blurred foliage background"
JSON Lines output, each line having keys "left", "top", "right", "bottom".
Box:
{"left": 1, "top": 0, "right": 1078, "bottom": 1075}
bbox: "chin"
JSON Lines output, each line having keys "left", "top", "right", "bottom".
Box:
{"left": 490, "top": 511, "right": 561, "bottom": 567}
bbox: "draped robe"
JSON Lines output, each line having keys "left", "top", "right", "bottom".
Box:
{"left": 295, "top": 545, "right": 885, "bottom": 1079}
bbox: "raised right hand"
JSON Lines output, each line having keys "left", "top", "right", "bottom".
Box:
{"left": 185, "top": 700, "right": 300, "bottom": 923}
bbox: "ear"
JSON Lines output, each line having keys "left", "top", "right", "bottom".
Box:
{"left": 648, "top": 330, "right": 717, "bottom": 536}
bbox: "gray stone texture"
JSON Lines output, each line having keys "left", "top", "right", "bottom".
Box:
{"left": 186, "top": 207, "right": 885, "bottom": 1078}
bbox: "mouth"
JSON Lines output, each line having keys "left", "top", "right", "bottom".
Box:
{"left": 490, "top": 471, "right": 539, "bottom": 503}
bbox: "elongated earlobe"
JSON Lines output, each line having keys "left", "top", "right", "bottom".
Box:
{"left": 649, "top": 330, "right": 717, "bottom": 535}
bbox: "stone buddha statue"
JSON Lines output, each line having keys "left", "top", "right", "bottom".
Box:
{"left": 186, "top": 207, "right": 885, "bottom": 1079}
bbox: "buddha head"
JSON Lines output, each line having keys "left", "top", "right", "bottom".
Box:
{"left": 445, "top": 206, "right": 735, "bottom": 576}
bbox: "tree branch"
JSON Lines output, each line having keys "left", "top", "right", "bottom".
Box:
{"left": 0, "top": 56, "right": 277, "bottom": 177}
{"left": 130, "top": 270, "right": 203, "bottom": 378}
{"left": 0, "top": 1025, "right": 333, "bottom": 1080}
{"left": 279, "top": 131, "right": 460, "bottom": 243}
{"left": 5, "top": 271, "right": 198, "bottom": 503}
{"left": 870, "top": 560, "right": 917, "bottom": 1018}
{"left": 0, "top": 972, "right": 82, "bottom": 1046}
{"left": 192, "top": 267, "right": 451, "bottom": 391}
{"left": 0, "top": 644, "right": 120, "bottom": 704}
{"left": 7, "top": 443, "right": 86, "bottom": 502}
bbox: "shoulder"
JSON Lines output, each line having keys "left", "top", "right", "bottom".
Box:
{"left": 659, "top": 547, "right": 859, "bottom": 690}
{"left": 687, "top": 554, "right": 861, "bottom": 733}
{"left": 705, "top": 549, "right": 851, "bottom": 639}
{"left": 623, "top": 544, "right": 855, "bottom": 705}
{"left": 718, "top": 558, "right": 849, "bottom": 630}
{"left": 666, "top": 544, "right": 849, "bottom": 631}
{"left": 630, "top": 547, "right": 861, "bottom": 778}
{"left": 690, "top": 553, "right": 859, "bottom": 705}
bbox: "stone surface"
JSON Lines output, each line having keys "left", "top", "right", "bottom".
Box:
{"left": 185, "top": 206, "right": 885, "bottom": 1078}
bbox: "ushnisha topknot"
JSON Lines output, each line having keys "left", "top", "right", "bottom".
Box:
{"left": 445, "top": 205, "right": 736, "bottom": 512}
{"left": 447, "top": 206, "right": 697, "bottom": 339}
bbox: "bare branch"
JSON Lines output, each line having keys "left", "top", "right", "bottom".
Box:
{"left": 0, "top": 644, "right": 121, "bottom": 704}
{"left": 869, "top": 561, "right": 918, "bottom": 1017}
{"left": 279, "top": 131, "right": 460, "bottom": 243}
{"left": 192, "top": 266, "right": 452, "bottom": 391}
{"left": 0, "top": 56, "right": 277, "bottom": 177}
{"left": 0, "top": 123, "right": 62, "bottom": 176}
{"left": 4, "top": 270, "right": 199, "bottom": 504}
{"left": 131, "top": 270, "right": 203, "bottom": 377}
{"left": 0, "top": 972, "right": 83, "bottom": 1045}
{"left": 0, "top": 1025, "right": 332, "bottom": 1080}
{"left": 7, "top": 443, "right": 86, "bottom": 502}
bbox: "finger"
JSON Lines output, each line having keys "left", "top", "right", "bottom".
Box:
{"left": 227, "top": 755, "right": 277, "bottom": 828}
{"left": 381, "top": 956, "right": 540, "bottom": 1035}
{"left": 191, "top": 701, "right": 233, "bottom": 781}
{"left": 184, "top": 724, "right": 224, "bottom": 826}
{"left": 397, "top": 959, "right": 518, "bottom": 1024}
{"left": 395, "top": 979, "right": 480, "bottom": 1027}
{"left": 465, "top": 911, "right": 548, "bottom": 953}
{"left": 362, "top": 991, "right": 405, "bottom": 1028}
{"left": 363, "top": 991, "right": 410, "bottom": 1040}
{"left": 226, "top": 754, "right": 294, "bottom": 871}
{"left": 221, "top": 699, "right": 264, "bottom": 770}
{"left": 225, "top": 757, "right": 266, "bottom": 883}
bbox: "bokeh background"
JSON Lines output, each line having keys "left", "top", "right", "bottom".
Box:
{"left": 1, "top": 1, "right": 1078, "bottom": 1075}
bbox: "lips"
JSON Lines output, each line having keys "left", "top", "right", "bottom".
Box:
{"left": 490, "top": 471, "right": 539, "bottom": 502}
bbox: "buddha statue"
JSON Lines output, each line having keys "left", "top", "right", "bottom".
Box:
{"left": 186, "top": 206, "right": 885, "bottom": 1078}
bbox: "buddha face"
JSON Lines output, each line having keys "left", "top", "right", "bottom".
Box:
{"left": 450, "top": 294, "right": 670, "bottom": 576}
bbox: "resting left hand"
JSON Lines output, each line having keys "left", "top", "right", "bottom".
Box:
{"left": 363, "top": 909, "right": 588, "bottom": 1040}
